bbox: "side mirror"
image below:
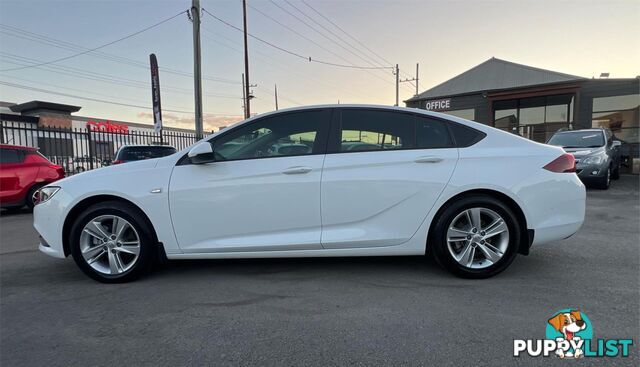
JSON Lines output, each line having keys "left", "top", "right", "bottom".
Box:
{"left": 188, "top": 142, "right": 215, "bottom": 164}
{"left": 612, "top": 140, "right": 622, "bottom": 148}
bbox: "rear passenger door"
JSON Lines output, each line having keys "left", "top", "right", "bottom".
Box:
{"left": 320, "top": 109, "right": 459, "bottom": 249}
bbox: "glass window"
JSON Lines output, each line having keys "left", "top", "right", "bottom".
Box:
{"left": 340, "top": 110, "right": 414, "bottom": 152}
{"left": 494, "top": 99, "right": 518, "bottom": 130}
{"left": 415, "top": 117, "right": 453, "bottom": 149}
{"left": 547, "top": 131, "right": 605, "bottom": 148}
{"left": 493, "top": 94, "right": 574, "bottom": 142}
{"left": 213, "top": 110, "right": 329, "bottom": 160}
{"left": 442, "top": 108, "right": 475, "bottom": 121}
{"left": 0, "top": 148, "right": 23, "bottom": 164}
{"left": 591, "top": 94, "right": 639, "bottom": 144}
{"left": 118, "top": 146, "right": 177, "bottom": 161}
{"left": 448, "top": 122, "right": 486, "bottom": 147}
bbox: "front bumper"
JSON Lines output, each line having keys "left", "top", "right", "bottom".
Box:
{"left": 34, "top": 190, "right": 71, "bottom": 259}
{"left": 575, "top": 159, "right": 608, "bottom": 180}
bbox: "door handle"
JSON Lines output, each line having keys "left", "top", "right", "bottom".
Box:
{"left": 282, "top": 166, "right": 313, "bottom": 174}
{"left": 414, "top": 156, "right": 443, "bottom": 163}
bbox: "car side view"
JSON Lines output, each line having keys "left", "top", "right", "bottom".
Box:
{"left": 1, "top": 144, "right": 65, "bottom": 210}
{"left": 33, "top": 105, "right": 586, "bottom": 282}
{"left": 547, "top": 128, "right": 622, "bottom": 189}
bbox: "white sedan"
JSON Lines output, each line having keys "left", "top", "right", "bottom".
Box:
{"left": 34, "top": 105, "right": 586, "bottom": 282}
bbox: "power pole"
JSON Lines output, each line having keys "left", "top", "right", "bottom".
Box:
{"left": 394, "top": 64, "right": 399, "bottom": 106}
{"left": 191, "top": 0, "right": 203, "bottom": 138}
{"left": 399, "top": 63, "right": 420, "bottom": 99}
{"left": 274, "top": 84, "right": 279, "bottom": 111}
{"left": 415, "top": 63, "right": 419, "bottom": 95}
{"left": 242, "top": 73, "right": 247, "bottom": 118}
{"left": 242, "top": 0, "right": 251, "bottom": 118}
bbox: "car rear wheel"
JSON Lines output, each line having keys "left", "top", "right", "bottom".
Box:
{"left": 431, "top": 195, "right": 520, "bottom": 278}
{"left": 611, "top": 163, "right": 620, "bottom": 180}
{"left": 69, "top": 201, "right": 156, "bottom": 283}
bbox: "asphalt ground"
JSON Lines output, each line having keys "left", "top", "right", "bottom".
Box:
{"left": 1, "top": 175, "right": 638, "bottom": 366}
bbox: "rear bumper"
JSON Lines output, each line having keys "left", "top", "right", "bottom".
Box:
{"left": 513, "top": 171, "right": 586, "bottom": 247}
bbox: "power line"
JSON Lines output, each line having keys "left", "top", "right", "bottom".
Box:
{"left": 298, "top": 0, "right": 416, "bottom": 83}
{"left": 0, "top": 11, "right": 188, "bottom": 72}
{"left": 269, "top": 0, "right": 412, "bottom": 93}
{"left": 0, "top": 25, "right": 240, "bottom": 84}
{"left": 201, "top": 8, "right": 391, "bottom": 71}
{"left": 250, "top": 2, "right": 385, "bottom": 75}
{"left": 0, "top": 52, "right": 242, "bottom": 99}
{"left": 0, "top": 80, "right": 240, "bottom": 116}
{"left": 200, "top": 26, "right": 380, "bottom": 102}
{"left": 300, "top": 0, "right": 393, "bottom": 67}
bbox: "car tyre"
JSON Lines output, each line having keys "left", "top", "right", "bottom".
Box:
{"left": 69, "top": 201, "right": 156, "bottom": 283}
{"left": 611, "top": 163, "right": 620, "bottom": 180}
{"left": 594, "top": 167, "right": 611, "bottom": 190}
{"left": 430, "top": 195, "right": 521, "bottom": 279}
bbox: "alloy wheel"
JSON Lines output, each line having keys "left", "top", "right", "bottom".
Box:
{"left": 79, "top": 215, "right": 141, "bottom": 275}
{"left": 446, "top": 207, "right": 510, "bottom": 269}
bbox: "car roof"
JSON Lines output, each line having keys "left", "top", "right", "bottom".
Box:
{"left": 210, "top": 104, "right": 491, "bottom": 137}
{"left": 0, "top": 144, "right": 37, "bottom": 151}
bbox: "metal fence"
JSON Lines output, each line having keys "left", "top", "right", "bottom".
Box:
{"left": 1, "top": 120, "right": 209, "bottom": 175}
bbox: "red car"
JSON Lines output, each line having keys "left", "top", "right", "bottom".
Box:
{"left": 0, "top": 144, "right": 65, "bottom": 210}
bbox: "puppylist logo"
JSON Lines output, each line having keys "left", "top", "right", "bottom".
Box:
{"left": 513, "top": 309, "right": 634, "bottom": 359}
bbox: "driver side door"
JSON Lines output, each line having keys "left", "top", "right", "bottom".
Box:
{"left": 168, "top": 109, "right": 332, "bottom": 254}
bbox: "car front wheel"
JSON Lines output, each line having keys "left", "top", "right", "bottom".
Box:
{"left": 69, "top": 201, "right": 156, "bottom": 283}
{"left": 431, "top": 195, "right": 520, "bottom": 278}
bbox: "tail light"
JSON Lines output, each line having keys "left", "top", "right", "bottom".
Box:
{"left": 112, "top": 160, "right": 123, "bottom": 165}
{"left": 543, "top": 153, "right": 576, "bottom": 173}
{"left": 53, "top": 165, "right": 65, "bottom": 177}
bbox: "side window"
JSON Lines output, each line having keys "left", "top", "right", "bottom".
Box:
{"left": 415, "top": 117, "right": 454, "bottom": 149}
{"left": 447, "top": 122, "right": 486, "bottom": 147}
{"left": 339, "top": 110, "right": 415, "bottom": 152}
{"left": 212, "top": 110, "right": 330, "bottom": 161}
{"left": 0, "top": 148, "right": 24, "bottom": 164}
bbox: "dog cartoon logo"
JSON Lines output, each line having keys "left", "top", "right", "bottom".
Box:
{"left": 546, "top": 309, "right": 591, "bottom": 358}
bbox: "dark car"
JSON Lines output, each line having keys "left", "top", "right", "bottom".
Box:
{"left": 0, "top": 144, "right": 65, "bottom": 209}
{"left": 112, "top": 145, "right": 177, "bottom": 165}
{"left": 547, "top": 128, "right": 622, "bottom": 189}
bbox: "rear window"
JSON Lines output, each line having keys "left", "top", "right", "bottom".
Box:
{"left": 0, "top": 148, "right": 24, "bottom": 164}
{"left": 117, "top": 146, "right": 177, "bottom": 161}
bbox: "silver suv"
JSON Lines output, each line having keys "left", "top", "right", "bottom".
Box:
{"left": 547, "top": 128, "right": 622, "bottom": 189}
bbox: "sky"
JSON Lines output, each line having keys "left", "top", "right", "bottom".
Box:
{"left": 0, "top": 0, "right": 638, "bottom": 131}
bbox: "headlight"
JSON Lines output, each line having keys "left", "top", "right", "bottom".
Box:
{"left": 582, "top": 155, "right": 605, "bottom": 165}
{"left": 36, "top": 186, "right": 60, "bottom": 205}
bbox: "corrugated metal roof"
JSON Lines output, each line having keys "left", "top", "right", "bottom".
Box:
{"left": 407, "top": 58, "right": 586, "bottom": 102}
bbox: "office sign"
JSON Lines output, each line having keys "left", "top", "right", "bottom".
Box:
{"left": 424, "top": 99, "right": 451, "bottom": 111}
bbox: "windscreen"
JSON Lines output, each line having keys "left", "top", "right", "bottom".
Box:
{"left": 547, "top": 131, "right": 604, "bottom": 148}
{"left": 119, "top": 146, "right": 177, "bottom": 161}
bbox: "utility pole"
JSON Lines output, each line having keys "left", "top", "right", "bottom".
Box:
{"left": 242, "top": 73, "right": 246, "bottom": 118}
{"left": 274, "top": 84, "right": 279, "bottom": 111}
{"left": 191, "top": 0, "right": 203, "bottom": 138}
{"left": 242, "top": 0, "right": 251, "bottom": 118}
{"left": 399, "top": 63, "right": 420, "bottom": 98}
{"left": 394, "top": 64, "right": 399, "bottom": 106}
{"left": 415, "top": 63, "right": 419, "bottom": 95}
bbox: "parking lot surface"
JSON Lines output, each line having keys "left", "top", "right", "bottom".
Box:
{"left": 1, "top": 176, "right": 638, "bottom": 366}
